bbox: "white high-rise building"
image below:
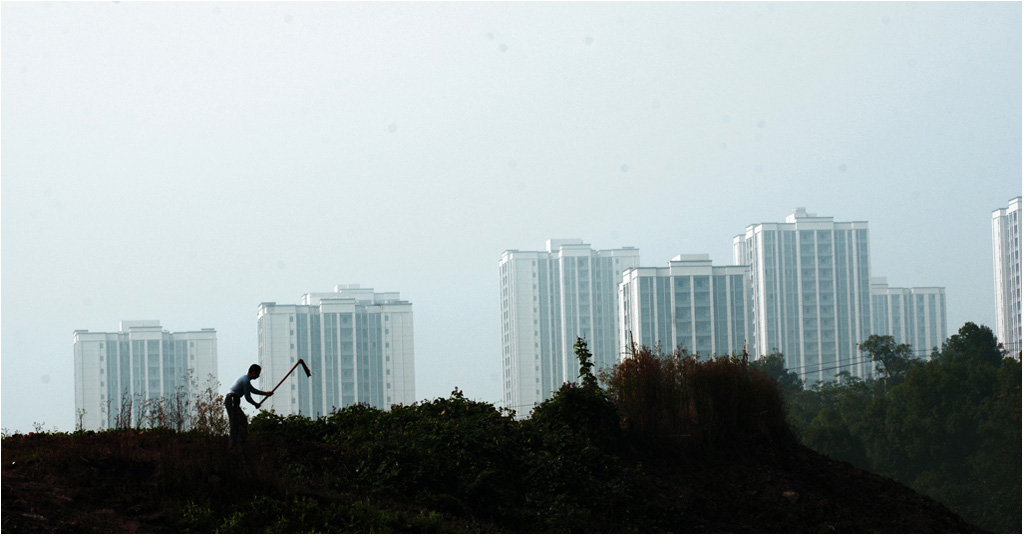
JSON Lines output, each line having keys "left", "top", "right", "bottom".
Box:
{"left": 733, "top": 208, "right": 872, "bottom": 384}
{"left": 257, "top": 285, "right": 415, "bottom": 416}
{"left": 870, "top": 277, "right": 947, "bottom": 357}
{"left": 619, "top": 254, "right": 751, "bottom": 359}
{"left": 992, "top": 196, "right": 1022, "bottom": 356}
{"left": 73, "top": 321, "right": 217, "bottom": 431}
{"left": 499, "top": 239, "right": 639, "bottom": 413}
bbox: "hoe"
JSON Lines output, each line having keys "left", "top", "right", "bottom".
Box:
{"left": 259, "top": 359, "right": 312, "bottom": 405}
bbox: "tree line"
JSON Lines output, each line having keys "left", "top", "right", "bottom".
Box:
{"left": 752, "top": 322, "right": 1021, "bottom": 534}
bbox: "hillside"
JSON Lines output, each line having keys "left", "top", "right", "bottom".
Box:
{"left": 2, "top": 393, "right": 980, "bottom": 533}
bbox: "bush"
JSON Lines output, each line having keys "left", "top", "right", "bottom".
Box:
{"left": 602, "top": 344, "right": 793, "bottom": 447}
{"left": 529, "top": 338, "right": 621, "bottom": 450}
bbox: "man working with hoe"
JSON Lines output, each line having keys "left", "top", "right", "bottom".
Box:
{"left": 225, "top": 364, "right": 273, "bottom": 448}
{"left": 225, "top": 360, "right": 312, "bottom": 447}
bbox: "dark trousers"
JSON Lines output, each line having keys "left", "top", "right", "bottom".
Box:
{"left": 225, "top": 393, "right": 247, "bottom": 447}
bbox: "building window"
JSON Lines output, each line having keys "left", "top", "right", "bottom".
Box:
{"left": 290, "top": 329, "right": 294, "bottom": 336}
{"left": 290, "top": 343, "right": 295, "bottom": 349}
{"left": 289, "top": 316, "right": 294, "bottom": 322}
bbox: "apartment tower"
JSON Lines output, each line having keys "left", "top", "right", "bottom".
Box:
{"left": 992, "top": 196, "right": 1022, "bottom": 356}
{"left": 257, "top": 285, "right": 415, "bottom": 416}
{"left": 73, "top": 320, "right": 217, "bottom": 431}
{"left": 733, "top": 209, "right": 872, "bottom": 383}
{"left": 619, "top": 254, "right": 751, "bottom": 359}
{"left": 870, "top": 277, "right": 947, "bottom": 357}
{"left": 499, "top": 239, "right": 639, "bottom": 413}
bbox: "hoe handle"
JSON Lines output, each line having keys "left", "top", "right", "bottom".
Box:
{"left": 259, "top": 359, "right": 311, "bottom": 405}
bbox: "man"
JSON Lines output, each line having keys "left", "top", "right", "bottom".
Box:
{"left": 225, "top": 364, "right": 273, "bottom": 447}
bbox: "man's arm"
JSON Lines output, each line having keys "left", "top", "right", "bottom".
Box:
{"left": 242, "top": 378, "right": 273, "bottom": 407}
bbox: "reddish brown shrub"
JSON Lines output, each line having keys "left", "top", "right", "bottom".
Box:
{"left": 602, "top": 344, "right": 793, "bottom": 447}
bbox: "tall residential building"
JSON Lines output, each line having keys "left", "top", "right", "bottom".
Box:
{"left": 500, "top": 239, "right": 639, "bottom": 413}
{"left": 257, "top": 284, "right": 415, "bottom": 416}
{"left": 992, "top": 196, "right": 1022, "bottom": 356}
{"left": 619, "top": 254, "right": 751, "bottom": 359}
{"left": 73, "top": 320, "right": 217, "bottom": 431}
{"left": 733, "top": 208, "right": 872, "bottom": 384}
{"left": 870, "top": 277, "right": 947, "bottom": 357}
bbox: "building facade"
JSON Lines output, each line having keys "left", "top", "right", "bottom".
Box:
{"left": 870, "top": 277, "right": 947, "bottom": 357}
{"left": 499, "top": 239, "right": 639, "bottom": 413}
{"left": 619, "top": 255, "right": 751, "bottom": 359}
{"left": 257, "top": 285, "right": 415, "bottom": 416}
{"left": 733, "top": 208, "right": 872, "bottom": 384}
{"left": 73, "top": 320, "right": 217, "bottom": 431}
{"left": 992, "top": 196, "right": 1022, "bottom": 356}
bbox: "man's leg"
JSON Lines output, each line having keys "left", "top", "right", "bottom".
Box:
{"left": 225, "top": 396, "right": 245, "bottom": 447}
{"left": 238, "top": 407, "right": 248, "bottom": 445}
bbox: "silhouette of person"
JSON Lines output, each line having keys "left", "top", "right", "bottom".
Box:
{"left": 224, "top": 364, "right": 273, "bottom": 447}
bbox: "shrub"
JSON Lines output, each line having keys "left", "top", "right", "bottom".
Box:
{"left": 529, "top": 338, "right": 621, "bottom": 450}
{"left": 603, "top": 344, "right": 793, "bottom": 447}
{"left": 311, "top": 391, "right": 523, "bottom": 521}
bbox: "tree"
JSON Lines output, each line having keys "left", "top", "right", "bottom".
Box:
{"left": 936, "top": 322, "right": 1004, "bottom": 368}
{"left": 750, "top": 352, "right": 803, "bottom": 397}
{"left": 861, "top": 322, "right": 1021, "bottom": 533}
{"left": 858, "top": 335, "right": 918, "bottom": 388}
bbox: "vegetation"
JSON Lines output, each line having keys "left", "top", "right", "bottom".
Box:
{"left": 600, "top": 344, "right": 792, "bottom": 448}
{"left": 2, "top": 335, "right": 989, "bottom": 533}
{"left": 77, "top": 372, "right": 228, "bottom": 434}
{"left": 786, "top": 322, "right": 1022, "bottom": 534}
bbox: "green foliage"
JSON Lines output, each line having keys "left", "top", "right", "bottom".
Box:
{"left": 802, "top": 406, "right": 866, "bottom": 468}
{"left": 3, "top": 360, "right": 987, "bottom": 534}
{"left": 786, "top": 322, "right": 1022, "bottom": 533}
{"left": 574, "top": 336, "right": 598, "bottom": 388}
{"left": 530, "top": 337, "right": 621, "bottom": 448}
{"left": 249, "top": 409, "right": 329, "bottom": 442}
{"left": 939, "top": 321, "right": 1004, "bottom": 368}
{"left": 207, "top": 493, "right": 448, "bottom": 533}
{"left": 528, "top": 380, "right": 620, "bottom": 448}
{"left": 321, "top": 390, "right": 523, "bottom": 520}
{"left": 859, "top": 334, "right": 919, "bottom": 387}
{"left": 750, "top": 352, "right": 804, "bottom": 397}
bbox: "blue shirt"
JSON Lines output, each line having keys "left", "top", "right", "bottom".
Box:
{"left": 229, "top": 374, "right": 270, "bottom": 407}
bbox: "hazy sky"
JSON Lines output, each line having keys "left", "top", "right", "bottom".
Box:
{"left": 2, "top": 1, "right": 1020, "bottom": 433}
